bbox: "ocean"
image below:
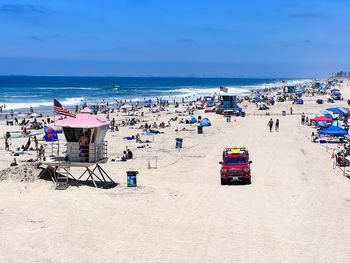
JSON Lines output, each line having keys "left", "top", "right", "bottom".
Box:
{"left": 0, "top": 76, "right": 310, "bottom": 114}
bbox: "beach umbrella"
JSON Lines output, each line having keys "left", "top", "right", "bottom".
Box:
{"left": 326, "top": 107, "right": 344, "bottom": 115}
{"left": 331, "top": 89, "right": 339, "bottom": 92}
{"left": 320, "top": 87, "right": 326, "bottom": 91}
{"left": 310, "top": 116, "right": 333, "bottom": 122}
{"left": 30, "top": 113, "right": 39, "bottom": 117}
{"left": 17, "top": 114, "right": 27, "bottom": 118}
{"left": 144, "top": 99, "right": 152, "bottom": 104}
{"left": 207, "top": 99, "right": 213, "bottom": 103}
{"left": 190, "top": 116, "right": 197, "bottom": 123}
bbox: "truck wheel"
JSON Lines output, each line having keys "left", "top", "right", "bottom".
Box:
{"left": 245, "top": 177, "right": 251, "bottom": 184}
{"left": 221, "top": 178, "right": 227, "bottom": 185}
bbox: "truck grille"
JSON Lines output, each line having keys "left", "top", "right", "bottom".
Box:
{"left": 227, "top": 169, "right": 244, "bottom": 175}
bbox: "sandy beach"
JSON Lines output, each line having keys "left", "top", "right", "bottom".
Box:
{"left": 1, "top": 80, "right": 350, "bottom": 262}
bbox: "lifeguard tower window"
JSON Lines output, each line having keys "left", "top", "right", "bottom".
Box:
{"left": 222, "top": 95, "right": 236, "bottom": 109}
{"left": 63, "top": 127, "right": 84, "bottom": 142}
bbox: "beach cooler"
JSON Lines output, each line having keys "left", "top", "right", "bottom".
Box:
{"left": 6, "top": 120, "right": 13, "bottom": 125}
{"left": 127, "top": 171, "right": 138, "bottom": 187}
{"left": 197, "top": 126, "right": 203, "bottom": 134}
{"left": 226, "top": 116, "right": 231, "bottom": 122}
{"left": 240, "top": 112, "right": 246, "bottom": 117}
{"left": 176, "top": 138, "right": 183, "bottom": 148}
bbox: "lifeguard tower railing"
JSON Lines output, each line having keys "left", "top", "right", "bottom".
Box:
{"left": 65, "top": 141, "right": 108, "bottom": 163}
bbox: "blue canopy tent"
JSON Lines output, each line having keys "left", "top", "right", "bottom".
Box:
{"left": 207, "top": 99, "right": 213, "bottom": 103}
{"left": 315, "top": 121, "right": 328, "bottom": 127}
{"left": 319, "top": 87, "right": 326, "bottom": 91}
{"left": 331, "top": 120, "right": 342, "bottom": 127}
{"left": 326, "top": 108, "right": 344, "bottom": 115}
{"left": 323, "top": 113, "right": 333, "bottom": 119}
{"left": 297, "top": 99, "right": 303, "bottom": 104}
{"left": 333, "top": 91, "right": 341, "bottom": 95}
{"left": 200, "top": 118, "right": 211, "bottom": 126}
{"left": 45, "top": 126, "right": 58, "bottom": 141}
{"left": 331, "top": 89, "right": 340, "bottom": 92}
{"left": 90, "top": 107, "right": 97, "bottom": 111}
{"left": 254, "top": 97, "right": 261, "bottom": 101}
{"left": 144, "top": 99, "right": 152, "bottom": 104}
{"left": 319, "top": 126, "right": 348, "bottom": 135}
{"left": 190, "top": 116, "right": 197, "bottom": 123}
{"left": 234, "top": 106, "right": 242, "bottom": 112}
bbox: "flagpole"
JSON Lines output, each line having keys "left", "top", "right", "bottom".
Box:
{"left": 53, "top": 97, "right": 56, "bottom": 125}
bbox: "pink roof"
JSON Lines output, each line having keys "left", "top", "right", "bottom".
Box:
{"left": 81, "top": 107, "right": 93, "bottom": 113}
{"left": 55, "top": 113, "right": 110, "bottom": 128}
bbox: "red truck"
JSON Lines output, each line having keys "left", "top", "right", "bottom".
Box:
{"left": 219, "top": 148, "right": 252, "bottom": 185}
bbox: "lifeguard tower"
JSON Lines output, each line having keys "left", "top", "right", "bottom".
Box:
{"left": 40, "top": 107, "right": 114, "bottom": 190}
{"left": 219, "top": 93, "right": 237, "bottom": 110}
{"left": 285, "top": 84, "right": 296, "bottom": 93}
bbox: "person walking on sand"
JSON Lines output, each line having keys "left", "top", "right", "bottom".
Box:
{"left": 267, "top": 118, "right": 274, "bottom": 132}
{"left": 290, "top": 107, "right": 293, "bottom": 115}
{"left": 275, "top": 119, "right": 279, "bottom": 132}
{"left": 5, "top": 132, "right": 11, "bottom": 151}
{"left": 301, "top": 113, "right": 305, "bottom": 125}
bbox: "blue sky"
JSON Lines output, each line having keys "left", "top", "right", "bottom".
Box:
{"left": 0, "top": 0, "right": 349, "bottom": 77}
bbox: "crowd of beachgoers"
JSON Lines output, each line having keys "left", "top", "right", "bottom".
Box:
{"left": 0, "top": 78, "right": 346, "bottom": 168}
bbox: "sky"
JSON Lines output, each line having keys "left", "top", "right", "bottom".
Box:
{"left": 0, "top": 0, "right": 350, "bottom": 77}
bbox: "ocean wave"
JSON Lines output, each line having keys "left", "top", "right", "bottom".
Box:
{"left": 4, "top": 95, "right": 42, "bottom": 98}
{"left": 4, "top": 97, "right": 85, "bottom": 110}
{"left": 37, "top": 87, "right": 100, "bottom": 91}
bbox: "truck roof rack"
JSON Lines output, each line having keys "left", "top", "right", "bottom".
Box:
{"left": 224, "top": 148, "right": 248, "bottom": 157}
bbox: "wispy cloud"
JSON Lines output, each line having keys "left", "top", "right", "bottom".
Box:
{"left": 0, "top": 4, "right": 45, "bottom": 15}
{"left": 289, "top": 13, "right": 323, "bottom": 19}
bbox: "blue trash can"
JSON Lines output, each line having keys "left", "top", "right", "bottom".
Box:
{"left": 176, "top": 138, "right": 183, "bottom": 148}
{"left": 127, "top": 171, "right": 138, "bottom": 187}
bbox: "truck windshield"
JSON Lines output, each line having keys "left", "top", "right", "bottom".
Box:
{"left": 224, "top": 157, "right": 247, "bottom": 164}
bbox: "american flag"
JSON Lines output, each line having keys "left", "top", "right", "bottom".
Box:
{"left": 54, "top": 99, "right": 76, "bottom": 118}
{"left": 220, "top": 86, "right": 228, "bottom": 93}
